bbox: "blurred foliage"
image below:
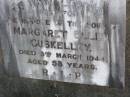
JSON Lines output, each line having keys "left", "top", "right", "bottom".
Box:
{"left": 0, "top": 75, "right": 129, "bottom": 97}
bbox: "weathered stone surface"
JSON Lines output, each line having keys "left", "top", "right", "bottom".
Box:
{"left": 0, "top": 0, "right": 128, "bottom": 97}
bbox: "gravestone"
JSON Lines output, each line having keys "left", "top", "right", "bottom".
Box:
{"left": 0, "top": 0, "right": 128, "bottom": 97}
